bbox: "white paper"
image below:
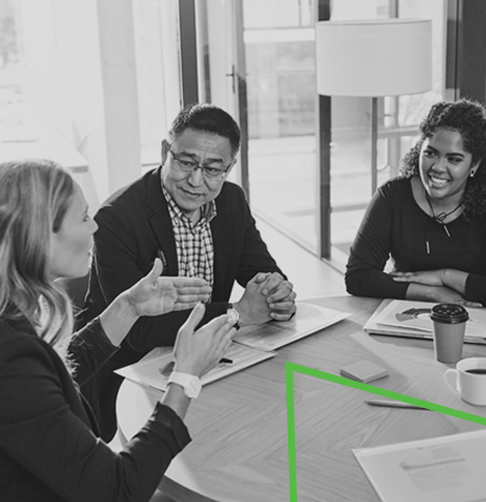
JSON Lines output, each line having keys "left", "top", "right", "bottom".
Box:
{"left": 115, "top": 342, "right": 275, "bottom": 391}
{"left": 233, "top": 301, "right": 350, "bottom": 351}
{"left": 364, "top": 299, "right": 486, "bottom": 343}
{"left": 353, "top": 429, "right": 486, "bottom": 502}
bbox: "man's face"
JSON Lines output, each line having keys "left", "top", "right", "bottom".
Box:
{"left": 161, "top": 128, "right": 235, "bottom": 220}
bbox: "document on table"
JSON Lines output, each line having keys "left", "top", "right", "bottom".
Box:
{"left": 364, "top": 299, "right": 486, "bottom": 344}
{"left": 115, "top": 342, "right": 275, "bottom": 392}
{"left": 353, "top": 428, "right": 486, "bottom": 502}
{"left": 233, "top": 301, "right": 350, "bottom": 351}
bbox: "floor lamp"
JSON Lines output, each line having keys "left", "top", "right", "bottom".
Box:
{"left": 315, "top": 19, "right": 432, "bottom": 194}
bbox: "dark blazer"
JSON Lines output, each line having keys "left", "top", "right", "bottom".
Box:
{"left": 80, "top": 167, "right": 283, "bottom": 440}
{"left": 0, "top": 314, "right": 190, "bottom": 502}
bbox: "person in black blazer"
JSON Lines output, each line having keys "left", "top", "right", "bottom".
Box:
{"left": 81, "top": 104, "right": 297, "bottom": 440}
{"left": 0, "top": 159, "right": 235, "bottom": 502}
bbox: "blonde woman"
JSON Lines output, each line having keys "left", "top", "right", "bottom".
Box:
{"left": 0, "top": 159, "right": 235, "bottom": 501}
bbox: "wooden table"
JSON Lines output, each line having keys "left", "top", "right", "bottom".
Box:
{"left": 116, "top": 296, "right": 486, "bottom": 501}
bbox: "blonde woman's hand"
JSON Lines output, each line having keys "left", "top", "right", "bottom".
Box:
{"left": 126, "top": 258, "right": 212, "bottom": 318}
{"left": 174, "top": 303, "right": 235, "bottom": 378}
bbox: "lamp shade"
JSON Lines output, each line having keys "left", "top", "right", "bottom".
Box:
{"left": 316, "top": 19, "right": 432, "bottom": 97}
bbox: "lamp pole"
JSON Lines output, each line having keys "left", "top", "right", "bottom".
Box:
{"left": 371, "top": 96, "right": 378, "bottom": 195}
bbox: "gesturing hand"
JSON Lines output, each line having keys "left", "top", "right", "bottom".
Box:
{"left": 126, "top": 258, "right": 212, "bottom": 317}
{"left": 174, "top": 304, "right": 235, "bottom": 378}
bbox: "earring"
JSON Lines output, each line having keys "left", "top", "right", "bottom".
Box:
{"left": 470, "top": 171, "right": 476, "bottom": 178}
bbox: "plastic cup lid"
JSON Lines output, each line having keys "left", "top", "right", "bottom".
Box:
{"left": 430, "top": 303, "right": 469, "bottom": 324}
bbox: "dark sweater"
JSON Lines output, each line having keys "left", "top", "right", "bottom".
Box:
{"left": 345, "top": 177, "right": 486, "bottom": 304}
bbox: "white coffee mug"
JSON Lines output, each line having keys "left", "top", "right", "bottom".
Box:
{"left": 444, "top": 357, "right": 486, "bottom": 406}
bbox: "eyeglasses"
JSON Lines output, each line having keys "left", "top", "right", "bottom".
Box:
{"left": 169, "top": 150, "right": 231, "bottom": 181}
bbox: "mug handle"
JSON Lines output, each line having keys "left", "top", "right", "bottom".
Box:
{"left": 444, "top": 369, "right": 459, "bottom": 394}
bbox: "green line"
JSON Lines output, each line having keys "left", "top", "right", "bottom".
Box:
{"left": 286, "top": 360, "right": 486, "bottom": 501}
{"left": 286, "top": 362, "right": 297, "bottom": 502}
{"left": 286, "top": 362, "right": 486, "bottom": 425}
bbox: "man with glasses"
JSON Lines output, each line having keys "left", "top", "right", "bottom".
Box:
{"left": 80, "top": 104, "right": 296, "bottom": 440}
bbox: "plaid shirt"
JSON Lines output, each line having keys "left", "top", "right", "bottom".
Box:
{"left": 162, "top": 186, "right": 216, "bottom": 290}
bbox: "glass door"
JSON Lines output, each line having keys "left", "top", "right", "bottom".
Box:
{"left": 239, "top": 0, "right": 320, "bottom": 253}
{"left": 200, "top": 0, "right": 448, "bottom": 268}
{"left": 200, "top": 0, "right": 320, "bottom": 252}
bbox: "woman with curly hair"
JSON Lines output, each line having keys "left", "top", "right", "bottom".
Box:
{"left": 345, "top": 98, "right": 486, "bottom": 306}
{"left": 0, "top": 159, "right": 235, "bottom": 501}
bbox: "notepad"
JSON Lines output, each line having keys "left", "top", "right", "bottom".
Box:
{"left": 340, "top": 360, "right": 389, "bottom": 383}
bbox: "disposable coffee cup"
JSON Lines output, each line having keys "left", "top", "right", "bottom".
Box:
{"left": 444, "top": 357, "right": 486, "bottom": 405}
{"left": 430, "top": 303, "right": 469, "bottom": 364}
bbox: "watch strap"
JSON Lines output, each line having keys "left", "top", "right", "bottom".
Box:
{"left": 167, "top": 371, "right": 202, "bottom": 399}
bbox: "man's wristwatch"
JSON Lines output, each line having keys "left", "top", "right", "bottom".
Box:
{"left": 227, "top": 303, "right": 241, "bottom": 330}
{"left": 167, "top": 372, "right": 202, "bottom": 399}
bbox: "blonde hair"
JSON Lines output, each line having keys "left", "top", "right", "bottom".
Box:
{"left": 0, "top": 159, "right": 75, "bottom": 361}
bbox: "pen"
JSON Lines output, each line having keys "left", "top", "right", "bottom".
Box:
{"left": 219, "top": 358, "right": 233, "bottom": 365}
{"left": 365, "top": 399, "right": 430, "bottom": 410}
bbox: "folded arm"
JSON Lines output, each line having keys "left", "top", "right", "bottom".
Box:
{"left": 392, "top": 269, "right": 483, "bottom": 307}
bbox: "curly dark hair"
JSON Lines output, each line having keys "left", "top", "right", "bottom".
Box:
{"left": 399, "top": 99, "right": 486, "bottom": 217}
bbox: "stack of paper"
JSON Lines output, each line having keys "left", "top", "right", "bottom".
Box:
{"left": 353, "top": 428, "right": 486, "bottom": 501}
{"left": 364, "top": 299, "right": 486, "bottom": 344}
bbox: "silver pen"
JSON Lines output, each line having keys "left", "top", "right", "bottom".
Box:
{"left": 365, "top": 399, "right": 430, "bottom": 410}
